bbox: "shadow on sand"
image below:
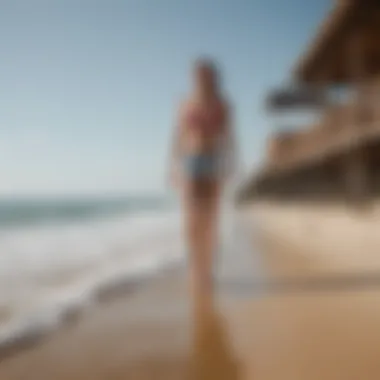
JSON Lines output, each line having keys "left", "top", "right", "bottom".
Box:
{"left": 189, "top": 293, "right": 242, "bottom": 380}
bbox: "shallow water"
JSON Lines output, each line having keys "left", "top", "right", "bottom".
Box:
{"left": 0, "top": 196, "right": 251, "bottom": 353}
{"left": 0, "top": 199, "right": 184, "bottom": 346}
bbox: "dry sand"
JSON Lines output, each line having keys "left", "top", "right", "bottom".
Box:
{"left": 249, "top": 201, "right": 380, "bottom": 273}
{"left": 1, "top": 203, "right": 380, "bottom": 380}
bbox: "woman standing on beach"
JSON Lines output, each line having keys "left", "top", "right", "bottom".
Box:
{"left": 168, "top": 58, "right": 238, "bottom": 295}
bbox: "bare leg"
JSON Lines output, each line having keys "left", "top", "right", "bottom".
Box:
{"left": 183, "top": 180, "right": 221, "bottom": 297}
{"left": 196, "top": 182, "right": 221, "bottom": 294}
{"left": 182, "top": 181, "right": 201, "bottom": 295}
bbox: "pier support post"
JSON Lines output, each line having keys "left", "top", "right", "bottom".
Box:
{"left": 344, "top": 28, "right": 369, "bottom": 204}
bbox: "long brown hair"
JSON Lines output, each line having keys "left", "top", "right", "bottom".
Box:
{"left": 194, "top": 58, "right": 221, "bottom": 96}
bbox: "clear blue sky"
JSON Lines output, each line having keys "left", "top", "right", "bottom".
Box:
{"left": 0, "top": 0, "right": 332, "bottom": 196}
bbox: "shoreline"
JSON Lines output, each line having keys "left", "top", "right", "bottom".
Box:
{"left": 2, "top": 204, "right": 380, "bottom": 379}
{"left": 0, "top": 260, "right": 184, "bottom": 364}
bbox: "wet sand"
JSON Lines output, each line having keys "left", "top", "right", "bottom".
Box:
{"left": 1, "top": 204, "right": 380, "bottom": 379}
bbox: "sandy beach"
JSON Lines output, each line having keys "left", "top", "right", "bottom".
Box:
{"left": 1, "top": 204, "right": 380, "bottom": 380}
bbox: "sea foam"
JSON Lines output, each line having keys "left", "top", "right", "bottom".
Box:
{"left": 0, "top": 209, "right": 184, "bottom": 348}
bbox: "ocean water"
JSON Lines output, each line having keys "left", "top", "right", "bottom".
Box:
{"left": 0, "top": 196, "right": 185, "bottom": 348}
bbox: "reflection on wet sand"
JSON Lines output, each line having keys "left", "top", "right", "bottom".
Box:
{"left": 189, "top": 294, "right": 242, "bottom": 380}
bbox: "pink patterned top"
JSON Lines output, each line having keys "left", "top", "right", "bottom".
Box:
{"left": 183, "top": 100, "right": 226, "bottom": 138}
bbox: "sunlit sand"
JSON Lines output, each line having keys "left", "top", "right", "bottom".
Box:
{"left": 1, "top": 205, "right": 380, "bottom": 379}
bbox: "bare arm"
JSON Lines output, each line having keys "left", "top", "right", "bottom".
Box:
{"left": 166, "top": 101, "right": 184, "bottom": 187}
{"left": 221, "top": 102, "right": 240, "bottom": 183}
